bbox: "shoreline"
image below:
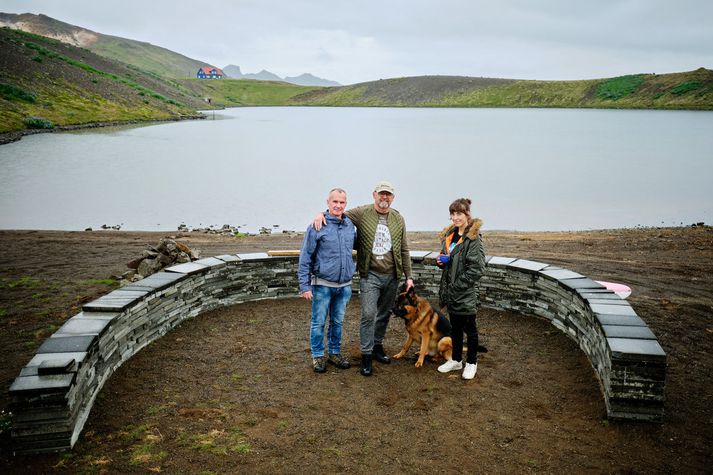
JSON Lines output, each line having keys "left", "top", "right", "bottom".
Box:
{"left": 0, "top": 114, "right": 207, "bottom": 146}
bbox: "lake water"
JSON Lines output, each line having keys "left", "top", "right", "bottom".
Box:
{"left": 1, "top": 107, "right": 712, "bottom": 232}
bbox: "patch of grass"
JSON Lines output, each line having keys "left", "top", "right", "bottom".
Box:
{"left": 23, "top": 116, "right": 54, "bottom": 129}
{"left": 24, "top": 340, "right": 39, "bottom": 350}
{"left": 120, "top": 423, "right": 150, "bottom": 442}
{"left": 130, "top": 443, "right": 167, "bottom": 465}
{"left": 596, "top": 75, "right": 644, "bottom": 100}
{"left": 0, "top": 308, "right": 7, "bottom": 318}
{"left": 190, "top": 427, "right": 251, "bottom": 455}
{"left": 1, "top": 276, "right": 43, "bottom": 289}
{"left": 671, "top": 81, "right": 702, "bottom": 95}
{"left": 0, "top": 82, "right": 37, "bottom": 103}
{"left": 186, "top": 78, "right": 319, "bottom": 107}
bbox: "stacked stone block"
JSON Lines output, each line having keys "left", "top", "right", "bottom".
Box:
{"left": 9, "top": 252, "right": 666, "bottom": 454}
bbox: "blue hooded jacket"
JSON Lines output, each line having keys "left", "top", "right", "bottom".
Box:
{"left": 298, "top": 212, "right": 356, "bottom": 293}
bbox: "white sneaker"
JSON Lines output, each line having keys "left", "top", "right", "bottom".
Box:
{"left": 438, "top": 359, "right": 463, "bottom": 373}
{"left": 462, "top": 362, "right": 478, "bottom": 380}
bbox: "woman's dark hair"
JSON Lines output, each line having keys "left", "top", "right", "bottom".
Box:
{"left": 448, "top": 198, "right": 472, "bottom": 217}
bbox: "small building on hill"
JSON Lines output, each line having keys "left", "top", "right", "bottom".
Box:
{"left": 196, "top": 66, "right": 224, "bottom": 79}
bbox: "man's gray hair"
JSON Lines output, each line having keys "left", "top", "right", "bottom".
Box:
{"left": 328, "top": 187, "right": 347, "bottom": 198}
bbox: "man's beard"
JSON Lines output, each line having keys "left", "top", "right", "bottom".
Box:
{"left": 377, "top": 201, "right": 390, "bottom": 210}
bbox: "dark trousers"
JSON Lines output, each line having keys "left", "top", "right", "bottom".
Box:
{"left": 450, "top": 313, "right": 478, "bottom": 364}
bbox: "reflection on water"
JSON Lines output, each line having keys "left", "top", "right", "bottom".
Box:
{"left": 1, "top": 107, "right": 712, "bottom": 232}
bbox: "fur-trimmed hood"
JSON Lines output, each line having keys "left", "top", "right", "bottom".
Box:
{"left": 438, "top": 217, "right": 483, "bottom": 242}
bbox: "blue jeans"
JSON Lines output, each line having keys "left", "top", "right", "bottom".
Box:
{"left": 310, "top": 285, "right": 352, "bottom": 357}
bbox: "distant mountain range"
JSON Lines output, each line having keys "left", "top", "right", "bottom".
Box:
{"left": 222, "top": 64, "right": 340, "bottom": 87}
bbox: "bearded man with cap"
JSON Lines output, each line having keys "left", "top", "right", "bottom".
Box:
{"left": 314, "top": 181, "right": 414, "bottom": 376}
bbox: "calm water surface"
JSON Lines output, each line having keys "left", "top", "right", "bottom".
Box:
{"left": 1, "top": 107, "right": 711, "bottom": 232}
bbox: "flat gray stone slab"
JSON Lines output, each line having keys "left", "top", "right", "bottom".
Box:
{"left": 114, "top": 283, "right": 157, "bottom": 292}
{"left": 82, "top": 294, "right": 141, "bottom": 312}
{"left": 608, "top": 338, "right": 666, "bottom": 361}
{"left": 38, "top": 335, "right": 95, "bottom": 354}
{"left": 236, "top": 252, "right": 271, "bottom": 261}
{"left": 194, "top": 257, "right": 227, "bottom": 268}
{"left": 559, "top": 278, "right": 606, "bottom": 291}
{"left": 9, "top": 373, "right": 75, "bottom": 394}
{"left": 105, "top": 289, "right": 150, "bottom": 298}
{"left": 540, "top": 269, "right": 585, "bottom": 280}
{"left": 591, "top": 303, "right": 637, "bottom": 316}
{"left": 508, "top": 259, "right": 550, "bottom": 272}
{"left": 586, "top": 298, "right": 629, "bottom": 306}
{"left": 488, "top": 256, "right": 517, "bottom": 266}
{"left": 165, "top": 261, "right": 209, "bottom": 275}
{"left": 38, "top": 358, "right": 76, "bottom": 375}
{"left": 216, "top": 254, "right": 240, "bottom": 263}
{"left": 19, "top": 366, "right": 39, "bottom": 377}
{"left": 74, "top": 311, "right": 119, "bottom": 320}
{"left": 596, "top": 313, "right": 647, "bottom": 327}
{"left": 55, "top": 316, "right": 112, "bottom": 336}
{"left": 579, "top": 291, "right": 621, "bottom": 301}
{"left": 602, "top": 325, "right": 656, "bottom": 340}
{"left": 129, "top": 272, "right": 188, "bottom": 290}
{"left": 28, "top": 352, "right": 87, "bottom": 368}
{"left": 409, "top": 250, "right": 432, "bottom": 259}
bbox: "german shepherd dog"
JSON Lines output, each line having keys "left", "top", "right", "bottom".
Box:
{"left": 392, "top": 286, "right": 454, "bottom": 367}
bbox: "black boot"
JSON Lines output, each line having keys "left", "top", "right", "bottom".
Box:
{"left": 360, "top": 354, "right": 373, "bottom": 376}
{"left": 373, "top": 344, "right": 391, "bottom": 364}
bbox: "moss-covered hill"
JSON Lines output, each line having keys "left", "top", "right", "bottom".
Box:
{"left": 0, "top": 27, "right": 212, "bottom": 135}
{"left": 288, "top": 69, "right": 713, "bottom": 110}
{"left": 0, "top": 13, "right": 206, "bottom": 79}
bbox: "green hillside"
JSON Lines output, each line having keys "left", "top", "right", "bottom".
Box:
{"left": 90, "top": 35, "right": 205, "bottom": 79}
{"left": 290, "top": 70, "right": 713, "bottom": 109}
{"left": 0, "top": 13, "right": 206, "bottom": 78}
{"left": 0, "top": 27, "right": 206, "bottom": 135}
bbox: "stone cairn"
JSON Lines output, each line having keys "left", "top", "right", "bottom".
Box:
{"left": 122, "top": 238, "right": 201, "bottom": 284}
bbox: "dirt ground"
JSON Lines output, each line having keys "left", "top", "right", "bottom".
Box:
{"left": 1, "top": 227, "right": 712, "bottom": 473}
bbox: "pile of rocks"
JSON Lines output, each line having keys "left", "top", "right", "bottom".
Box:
{"left": 121, "top": 238, "right": 201, "bottom": 284}
{"left": 178, "top": 223, "right": 241, "bottom": 235}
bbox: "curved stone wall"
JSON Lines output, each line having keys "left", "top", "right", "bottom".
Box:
{"left": 9, "top": 252, "right": 666, "bottom": 453}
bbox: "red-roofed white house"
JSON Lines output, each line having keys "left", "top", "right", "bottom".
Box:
{"left": 196, "top": 66, "right": 224, "bottom": 79}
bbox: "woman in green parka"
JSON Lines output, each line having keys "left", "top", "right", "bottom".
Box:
{"left": 436, "top": 198, "right": 486, "bottom": 380}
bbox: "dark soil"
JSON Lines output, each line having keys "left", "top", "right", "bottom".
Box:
{"left": 1, "top": 227, "right": 712, "bottom": 473}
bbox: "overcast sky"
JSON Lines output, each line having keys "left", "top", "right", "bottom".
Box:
{"left": 3, "top": 0, "right": 712, "bottom": 85}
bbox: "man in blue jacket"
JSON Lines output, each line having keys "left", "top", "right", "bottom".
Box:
{"left": 298, "top": 188, "right": 357, "bottom": 373}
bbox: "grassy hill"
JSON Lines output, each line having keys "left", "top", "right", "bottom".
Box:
{"left": 0, "top": 27, "right": 208, "bottom": 134}
{"left": 0, "top": 13, "right": 207, "bottom": 78}
{"left": 289, "top": 70, "right": 713, "bottom": 109}
{"left": 178, "top": 78, "right": 319, "bottom": 107}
